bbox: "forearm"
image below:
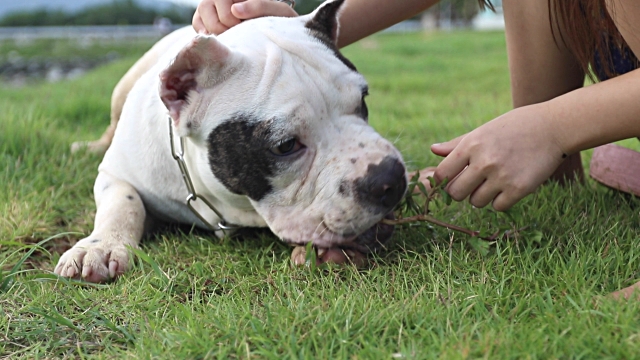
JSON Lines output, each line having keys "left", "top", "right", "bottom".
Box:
{"left": 547, "top": 68, "right": 640, "bottom": 155}
{"left": 337, "top": 0, "right": 439, "bottom": 47}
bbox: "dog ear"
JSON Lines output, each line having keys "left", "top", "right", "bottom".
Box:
{"left": 160, "top": 35, "right": 234, "bottom": 125}
{"left": 304, "top": 0, "right": 345, "bottom": 46}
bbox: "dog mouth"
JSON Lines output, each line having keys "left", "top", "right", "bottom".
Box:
{"left": 280, "top": 212, "right": 396, "bottom": 251}
{"left": 319, "top": 212, "right": 396, "bottom": 253}
{"left": 310, "top": 222, "right": 359, "bottom": 244}
{"left": 341, "top": 212, "right": 395, "bottom": 253}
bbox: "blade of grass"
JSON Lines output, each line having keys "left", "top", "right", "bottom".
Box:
{"left": 1, "top": 232, "right": 78, "bottom": 293}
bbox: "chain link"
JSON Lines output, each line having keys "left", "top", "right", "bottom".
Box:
{"left": 169, "top": 116, "right": 239, "bottom": 232}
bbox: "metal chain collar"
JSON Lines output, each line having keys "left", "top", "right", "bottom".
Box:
{"left": 168, "top": 115, "right": 239, "bottom": 232}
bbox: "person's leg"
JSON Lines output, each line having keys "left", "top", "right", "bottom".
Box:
{"left": 503, "top": 0, "right": 586, "bottom": 182}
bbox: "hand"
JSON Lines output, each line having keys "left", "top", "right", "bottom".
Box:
{"left": 193, "top": 0, "right": 298, "bottom": 35}
{"left": 431, "top": 104, "right": 567, "bottom": 211}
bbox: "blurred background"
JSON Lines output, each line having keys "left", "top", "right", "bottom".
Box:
{"left": 0, "top": 0, "right": 503, "bottom": 86}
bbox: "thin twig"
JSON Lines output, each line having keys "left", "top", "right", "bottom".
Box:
{"left": 383, "top": 214, "right": 481, "bottom": 237}
{"left": 397, "top": 174, "right": 530, "bottom": 242}
{"left": 382, "top": 215, "right": 530, "bottom": 242}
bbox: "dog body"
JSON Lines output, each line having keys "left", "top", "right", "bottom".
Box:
{"left": 55, "top": 0, "right": 407, "bottom": 282}
{"left": 99, "top": 26, "right": 269, "bottom": 230}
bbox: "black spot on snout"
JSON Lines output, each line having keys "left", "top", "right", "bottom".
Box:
{"left": 91, "top": 239, "right": 101, "bottom": 244}
{"left": 338, "top": 180, "right": 349, "bottom": 196}
{"left": 126, "top": 195, "right": 134, "bottom": 200}
{"left": 207, "top": 116, "right": 277, "bottom": 201}
{"left": 353, "top": 156, "right": 407, "bottom": 214}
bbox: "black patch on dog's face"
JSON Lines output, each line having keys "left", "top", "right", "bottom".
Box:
{"left": 355, "top": 91, "right": 368, "bottom": 122}
{"left": 304, "top": 0, "right": 357, "bottom": 72}
{"left": 207, "top": 116, "right": 277, "bottom": 201}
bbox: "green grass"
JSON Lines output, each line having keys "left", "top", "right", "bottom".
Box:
{"left": 0, "top": 37, "right": 158, "bottom": 62}
{"left": 2, "top": 30, "right": 640, "bottom": 358}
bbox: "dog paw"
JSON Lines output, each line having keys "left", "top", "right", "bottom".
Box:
{"left": 54, "top": 238, "right": 134, "bottom": 283}
{"left": 291, "top": 246, "right": 367, "bottom": 267}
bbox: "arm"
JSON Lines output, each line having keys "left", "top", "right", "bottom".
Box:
{"left": 549, "top": 69, "right": 640, "bottom": 155}
{"left": 502, "top": 0, "right": 586, "bottom": 181}
{"left": 434, "top": 67, "right": 640, "bottom": 211}
{"left": 337, "top": 0, "right": 439, "bottom": 47}
{"left": 193, "top": 0, "right": 437, "bottom": 46}
{"left": 558, "top": 0, "right": 640, "bottom": 151}
{"left": 431, "top": 0, "right": 640, "bottom": 211}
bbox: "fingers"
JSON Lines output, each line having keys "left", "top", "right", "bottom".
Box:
{"left": 193, "top": 0, "right": 233, "bottom": 35}
{"left": 431, "top": 133, "right": 466, "bottom": 157}
{"left": 433, "top": 147, "right": 469, "bottom": 186}
{"left": 193, "top": 0, "right": 298, "bottom": 35}
{"left": 469, "top": 183, "right": 501, "bottom": 209}
{"left": 192, "top": 12, "right": 212, "bottom": 34}
{"left": 217, "top": 0, "right": 243, "bottom": 27}
{"left": 433, "top": 133, "right": 505, "bottom": 210}
{"left": 491, "top": 192, "right": 517, "bottom": 212}
{"left": 232, "top": 0, "right": 298, "bottom": 19}
{"left": 445, "top": 167, "right": 485, "bottom": 202}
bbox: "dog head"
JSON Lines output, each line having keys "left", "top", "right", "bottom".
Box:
{"left": 159, "top": 0, "right": 407, "bottom": 251}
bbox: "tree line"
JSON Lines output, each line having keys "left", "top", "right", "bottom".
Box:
{"left": 0, "top": 0, "right": 490, "bottom": 27}
{"left": 0, "top": 0, "right": 195, "bottom": 27}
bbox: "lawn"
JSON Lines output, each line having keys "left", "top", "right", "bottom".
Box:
{"left": 2, "top": 30, "right": 640, "bottom": 358}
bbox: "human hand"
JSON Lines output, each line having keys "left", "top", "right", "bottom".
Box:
{"left": 431, "top": 104, "right": 567, "bottom": 211}
{"left": 193, "top": 0, "right": 298, "bottom": 35}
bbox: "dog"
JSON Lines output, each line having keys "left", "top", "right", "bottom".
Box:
{"left": 55, "top": 0, "right": 407, "bottom": 283}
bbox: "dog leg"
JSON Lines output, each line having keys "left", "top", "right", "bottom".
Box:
{"left": 54, "top": 172, "right": 146, "bottom": 282}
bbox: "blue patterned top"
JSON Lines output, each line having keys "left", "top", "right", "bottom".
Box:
{"left": 593, "top": 41, "right": 638, "bottom": 81}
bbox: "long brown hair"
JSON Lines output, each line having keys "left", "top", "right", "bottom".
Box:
{"left": 478, "top": 0, "right": 638, "bottom": 81}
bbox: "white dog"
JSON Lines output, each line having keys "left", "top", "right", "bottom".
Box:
{"left": 56, "top": 0, "right": 407, "bottom": 282}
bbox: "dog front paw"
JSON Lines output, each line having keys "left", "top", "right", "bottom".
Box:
{"left": 54, "top": 237, "right": 135, "bottom": 283}
{"left": 291, "top": 246, "right": 367, "bottom": 267}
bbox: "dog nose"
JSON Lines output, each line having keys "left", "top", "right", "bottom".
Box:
{"left": 354, "top": 156, "right": 407, "bottom": 213}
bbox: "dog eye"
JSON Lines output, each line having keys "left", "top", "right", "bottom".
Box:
{"left": 270, "top": 138, "right": 304, "bottom": 156}
{"left": 359, "top": 91, "right": 369, "bottom": 121}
